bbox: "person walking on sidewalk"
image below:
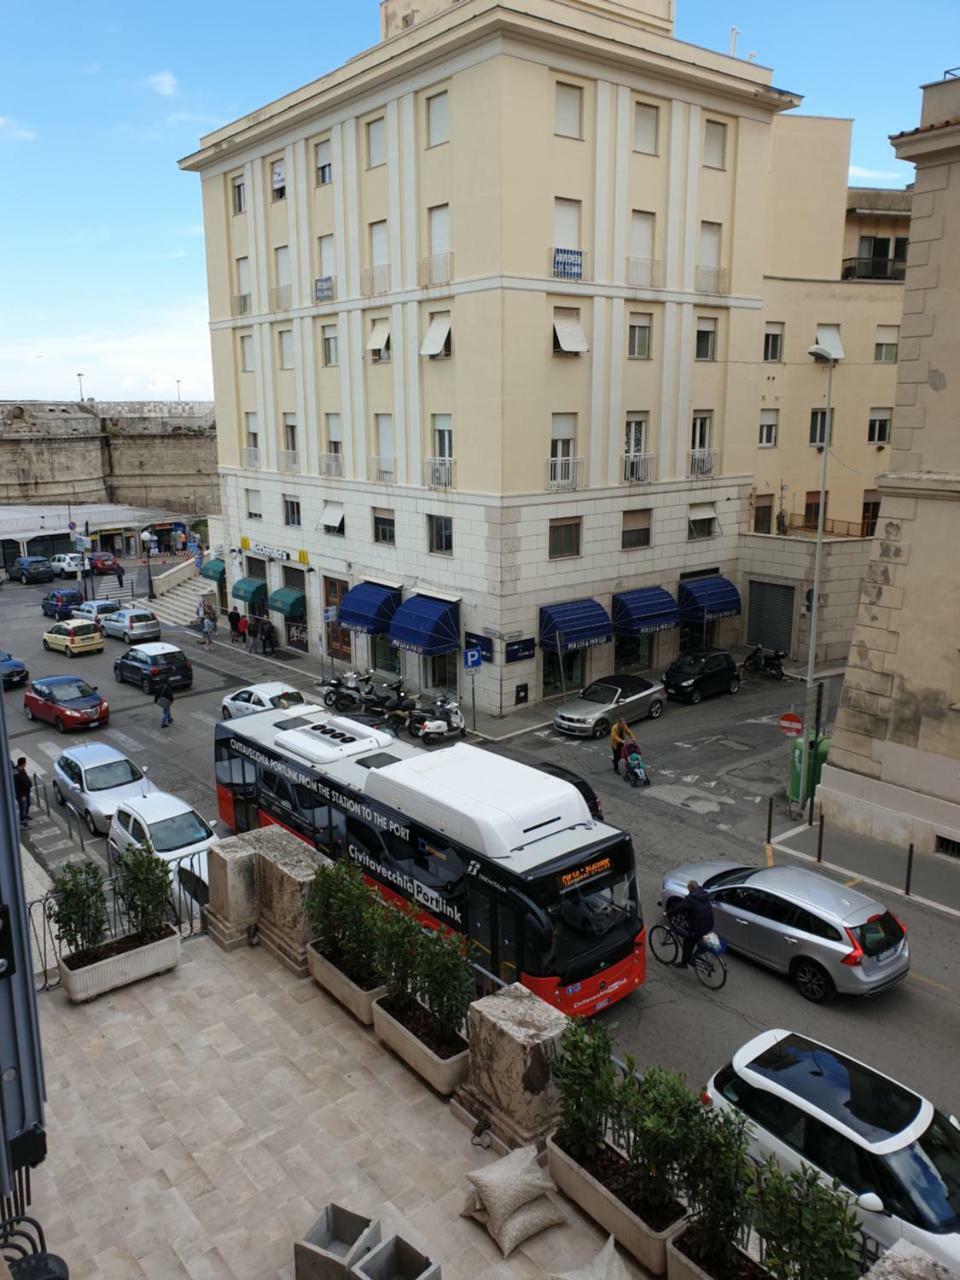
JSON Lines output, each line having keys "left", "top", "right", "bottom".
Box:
{"left": 228, "top": 607, "right": 241, "bottom": 643}
{"left": 115, "top": 562, "right": 125, "bottom": 591}
{"left": 201, "top": 613, "right": 215, "bottom": 648}
{"left": 261, "top": 618, "right": 277, "bottom": 657}
{"left": 237, "top": 613, "right": 249, "bottom": 649}
{"left": 155, "top": 678, "right": 175, "bottom": 728}
{"left": 14, "top": 757, "right": 32, "bottom": 827}
{"left": 609, "top": 719, "right": 637, "bottom": 775}
{"left": 246, "top": 615, "right": 260, "bottom": 655}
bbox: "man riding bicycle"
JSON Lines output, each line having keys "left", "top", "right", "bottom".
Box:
{"left": 665, "top": 879, "right": 714, "bottom": 969}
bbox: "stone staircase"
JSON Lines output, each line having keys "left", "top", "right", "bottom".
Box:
{"left": 132, "top": 574, "right": 216, "bottom": 628}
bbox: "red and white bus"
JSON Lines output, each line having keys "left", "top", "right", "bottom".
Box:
{"left": 214, "top": 706, "right": 645, "bottom": 1016}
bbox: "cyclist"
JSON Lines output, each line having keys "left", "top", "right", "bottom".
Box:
{"left": 666, "top": 880, "right": 714, "bottom": 969}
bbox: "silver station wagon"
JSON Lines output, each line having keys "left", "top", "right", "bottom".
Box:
{"left": 553, "top": 674, "right": 666, "bottom": 738}
{"left": 100, "top": 608, "right": 161, "bottom": 643}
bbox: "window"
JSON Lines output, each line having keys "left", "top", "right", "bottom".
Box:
{"left": 815, "top": 322, "right": 844, "bottom": 361}
{"left": 283, "top": 495, "right": 301, "bottom": 527}
{"left": 759, "top": 409, "right": 778, "bottom": 448}
{"left": 704, "top": 119, "right": 727, "bottom": 168}
{"left": 373, "top": 508, "right": 396, "bottom": 546}
{"left": 868, "top": 408, "right": 892, "bottom": 445}
{"left": 274, "top": 245, "right": 290, "bottom": 291}
{"left": 804, "top": 490, "right": 826, "bottom": 529}
{"left": 630, "top": 210, "right": 655, "bottom": 262}
{"left": 432, "top": 413, "right": 453, "bottom": 459}
{"left": 322, "top": 504, "right": 345, "bottom": 536}
{"left": 555, "top": 82, "right": 583, "bottom": 138}
{"left": 691, "top": 413, "right": 712, "bottom": 452}
{"left": 246, "top": 489, "right": 262, "bottom": 519}
{"left": 316, "top": 138, "right": 333, "bottom": 185}
{"left": 271, "top": 158, "right": 285, "bottom": 201}
{"left": 549, "top": 517, "right": 581, "bottom": 559}
{"left": 240, "top": 334, "right": 255, "bottom": 372}
{"left": 625, "top": 413, "right": 647, "bottom": 457}
{"left": 875, "top": 325, "right": 899, "bottom": 363}
{"left": 370, "top": 220, "right": 388, "bottom": 267}
{"left": 244, "top": 412, "right": 258, "bottom": 450}
{"left": 862, "top": 490, "right": 881, "bottom": 538}
{"left": 428, "top": 203, "right": 450, "bottom": 257}
{"left": 621, "top": 509, "right": 651, "bottom": 550}
{"left": 699, "top": 221, "right": 721, "bottom": 267}
{"left": 375, "top": 414, "right": 394, "bottom": 472}
{"left": 809, "top": 409, "right": 829, "bottom": 446}
{"left": 427, "top": 90, "right": 448, "bottom": 145}
{"left": 763, "top": 322, "right": 783, "bottom": 362}
{"left": 318, "top": 233, "right": 335, "bottom": 280}
{"left": 322, "top": 324, "right": 339, "bottom": 366}
{"left": 427, "top": 514, "right": 453, "bottom": 555}
{"left": 695, "top": 317, "right": 717, "bottom": 360}
{"left": 634, "top": 101, "right": 658, "bottom": 153}
{"left": 232, "top": 175, "right": 246, "bottom": 215}
{"left": 367, "top": 317, "right": 391, "bottom": 363}
{"left": 550, "top": 413, "right": 576, "bottom": 470}
{"left": 754, "top": 494, "right": 773, "bottom": 535}
{"left": 236, "top": 255, "right": 250, "bottom": 297}
{"left": 367, "top": 117, "right": 385, "bottom": 167}
{"left": 283, "top": 414, "right": 298, "bottom": 455}
{"left": 279, "top": 329, "right": 294, "bottom": 370}
{"left": 553, "top": 307, "right": 587, "bottom": 356}
{"left": 688, "top": 503, "right": 717, "bottom": 540}
{"left": 326, "top": 414, "right": 341, "bottom": 455}
{"left": 628, "top": 312, "right": 651, "bottom": 359}
{"left": 894, "top": 236, "right": 909, "bottom": 263}
{"left": 553, "top": 197, "right": 581, "bottom": 249}
{"left": 421, "top": 310, "right": 452, "bottom": 359}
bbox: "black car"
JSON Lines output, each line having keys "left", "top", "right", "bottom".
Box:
{"left": 41, "top": 588, "right": 84, "bottom": 620}
{"left": 663, "top": 650, "right": 740, "bottom": 704}
{"left": 534, "top": 761, "right": 603, "bottom": 821}
{"left": 113, "top": 643, "right": 193, "bottom": 693}
{"left": 0, "top": 650, "right": 29, "bottom": 689}
{"left": 11, "top": 556, "right": 55, "bottom": 584}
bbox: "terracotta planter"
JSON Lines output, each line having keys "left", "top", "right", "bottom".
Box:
{"left": 307, "top": 943, "right": 386, "bottom": 1026}
{"left": 546, "top": 1135, "right": 686, "bottom": 1276}
{"left": 58, "top": 924, "right": 181, "bottom": 1003}
{"left": 371, "top": 996, "right": 469, "bottom": 1096}
{"left": 666, "top": 1232, "right": 759, "bottom": 1280}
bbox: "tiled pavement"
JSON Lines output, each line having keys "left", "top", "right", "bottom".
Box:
{"left": 31, "top": 938, "right": 650, "bottom": 1280}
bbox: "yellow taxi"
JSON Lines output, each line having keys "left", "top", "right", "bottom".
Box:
{"left": 42, "top": 621, "right": 105, "bottom": 658}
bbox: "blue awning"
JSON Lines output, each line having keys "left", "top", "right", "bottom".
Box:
{"left": 389, "top": 595, "right": 460, "bottom": 655}
{"left": 678, "top": 576, "right": 742, "bottom": 622}
{"left": 231, "top": 577, "right": 267, "bottom": 606}
{"left": 613, "top": 587, "right": 679, "bottom": 635}
{"left": 539, "top": 599, "right": 613, "bottom": 653}
{"left": 338, "top": 582, "right": 402, "bottom": 634}
{"left": 200, "top": 558, "right": 225, "bottom": 582}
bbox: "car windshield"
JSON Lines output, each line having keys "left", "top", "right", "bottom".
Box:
{"left": 580, "top": 683, "right": 618, "bottom": 704}
{"left": 850, "top": 911, "right": 905, "bottom": 957}
{"left": 84, "top": 759, "right": 142, "bottom": 792}
{"left": 71, "top": 624, "right": 100, "bottom": 637}
{"left": 269, "top": 691, "right": 305, "bottom": 708}
{"left": 148, "top": 811, "right": 211, "bottom": 853}
{"left": 51, "top": 681, "right": 96, "bottom": 702}
{"left": 96, "top": 604, "right": 119, "bottom": 614}
{"left": 128, "top": 614, "right": 154, "bottom": 625}
{"left": 154, "top": 652, "right": 186, "bottom": 667}
{"left": 884, "top": 1112, "right": 960, "bottom": 1231}
{"left": 673, "top": 655, "right": 705, "bottom": 675}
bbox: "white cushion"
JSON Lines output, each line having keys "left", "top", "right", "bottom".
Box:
{"left": 550, "top": 1234, "right": 632, "bottom": 1280}
{"left": 465, "top": 1146, "right": 554, "bottom": 1238}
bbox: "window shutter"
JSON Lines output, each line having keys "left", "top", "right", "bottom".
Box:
{"left": 630, "top": 211, "right": 655, "bottom": 260}
{"left": 634, "top": 102, "right": 658, "bottom": 153}
{"left": 815, "top": 323, "right": 845, "bottom": 360}
{"left": 551, "top": 412, "right": 576, "bottom": 442}
{"left": 427, "top": 92, "right": 448, "bottom": 145}
{"left": 370, "top": 221, "right": 388, "bottom": 266}
{"left": 429, "top": 204, "right": 450, "bottom": 255}
{"left": 316, "top": 139, "right": 331, "bottom": 171}
{"left": 236, "top": 257, "right": 250, "bottom": 294}
{"left": 555, "top": 83, "right": 582, "bottom": 137}
{"left": 876, "top": 325, "right": 899, "bottom": 344}
{"left": 553, "top": 198, "right": 581, "bottom": 249}
{"left": 704, "top": 120, "right": 727, "bottom": 167}
{"left": 699, "top": 222, "right": 721, "bottom": 267}
{"left": 275, "top": 245, "right": 290, "bottom": 287}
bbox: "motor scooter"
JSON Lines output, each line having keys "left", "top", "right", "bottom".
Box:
{"left": 742, "top": 645, "right": 785, "bottom": 680}
{"left": 320, "top": 669, "right": 369, "bottom": 712}
{"left": 407, "top": 693, "right": 467, "bottom": 745}
{"left": 361, "top": 676, "right": 410, "bottom": 714}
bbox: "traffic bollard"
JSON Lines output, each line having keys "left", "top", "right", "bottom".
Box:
{"left": 816, "top": 814, "right": 825, "bottom": 864}
{"left": 905, "top": 843, "right": 915, "bottom": 896}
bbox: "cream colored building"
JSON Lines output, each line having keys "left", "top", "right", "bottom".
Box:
{"left": 181, "top": 0, "right": 905, "bottom": 713}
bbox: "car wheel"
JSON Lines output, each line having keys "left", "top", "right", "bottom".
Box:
{"left": 84, "top": 811, "right": 98, "bottom": 837}
{"left": 728, "top": 676, "right": 741, "bottom": 695}
{"left": 52, "top": 782, "right": 64, "bottom": 805}
{"left": 123, "top": 633, "right": 131, "bottom": 644}
{"left": 141, "top": 678, "right": 151, "bottom": 694}
{"left": 323, "top": 691, "right": 337, "bottom": 708}
{"left": 792, "top": 959, "right": 835, "bottom": 1004}
{"left": 24, "top": 706, "right": 34, "bottom": 721}
{"left": 67, "top": 648, "right": 76, "bottom": 659}
{"left": 648, "top": 700, "right": 663, "bottom": 720}
{"left": 222, "top": 706, "right": 232, "bottom": 719}
{"left": 42, "top": 639, "right": 50, "bottom": 651}
{"left": 592, "top": 718, "right": 610, "bottom": 739}
{"left": 114, "top": 668, "right": 124, "bottom": 683}
{"left": 689, "top": 688, "right": 703, "bottom": 705}
{"left": 55, "top": 718, "right": 67, "bottom": 734}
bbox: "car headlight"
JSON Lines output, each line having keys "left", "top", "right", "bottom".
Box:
{"left": 680, "top": 679, "right": 695, "bottom": 687}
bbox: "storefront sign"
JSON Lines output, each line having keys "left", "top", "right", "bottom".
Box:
{"left": 251, "top": 541, "right": 291, "bottom": 561}
{"left": 464, "top": 631, "right": 493, "bottom": 662}
{"left": 564, "top": 634, "right": 612, "bottom": 651}
{"left": 314, "top": 276, "right": 335, "bottom": 303}
{"left": 504, "top": 638, "right": 535, "bottom": 664}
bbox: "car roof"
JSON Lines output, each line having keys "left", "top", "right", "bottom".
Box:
{"left": 58, "top": 743, "right": 128, "bottom": 767}
{"left": 117, "top": 791, "right": 194, "bottom": 821}
{"left": 233, "top": 682, "right": 300, "bottom": 697}
{"left": 40, "top": 674, "right": 94, "bottom": 687}
{"left": 748, "top": 866, "right": 884, "bottom": 923}
{"left": 129, "top": 642, "right": 182, "bottom": 656}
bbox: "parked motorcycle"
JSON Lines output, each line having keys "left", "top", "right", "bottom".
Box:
{"left": 742, "top": 645, "right": 786, "bottom": 680}
{"left": 361, "top": 676, "right": 411, "bottom": 714}
{"left": 407, "top": 693, "right": 467, "bottom": 745}
{"left": 320, "top": 669, "right": 370, "bottom": 712}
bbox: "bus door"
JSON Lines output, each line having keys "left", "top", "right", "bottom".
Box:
{"left": 468, "top": 885, "right": 519, "bottom": 989}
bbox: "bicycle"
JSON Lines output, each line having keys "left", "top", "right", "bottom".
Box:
{"left": 648, "top": 915, "right": 728, "bottom": 990}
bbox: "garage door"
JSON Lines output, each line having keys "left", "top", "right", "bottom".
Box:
{"left": 747, "top": 581, "right": 795, "bottom": 653}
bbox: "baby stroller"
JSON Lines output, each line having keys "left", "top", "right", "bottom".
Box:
{"left": 623, "top": 746, "right": 651, "bottom": 788}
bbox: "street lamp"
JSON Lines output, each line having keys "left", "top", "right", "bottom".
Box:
{"left": 176, "top": 379, "right": 181, "bottom": 402}
{"left": 76, "top": 372, "right": 85, "bottom": 400}
{"left": 141, "top": 528, "right": 156, "bottom": 601}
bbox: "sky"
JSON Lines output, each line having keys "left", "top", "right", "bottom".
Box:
{"left": 0, "top": 0, "right": 950, "bottom": 402}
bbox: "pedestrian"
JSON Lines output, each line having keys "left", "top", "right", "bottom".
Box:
{"left": 115, "top": 563, "right": 125, "bottom": 591}
{"left": 13, "top": 757, "right": 32, "bottom": 827}
{"left": 201, "top": 613, "right": 215, "bottom": 648}
{"left": 195, "top": 598, "right": 205, "bottom": 628}
{"left": 246, "top": 615, "right": 260, "bottom": 654}
{"left": 609, "top": 718, "right": 637, "bottom": 775}
{"left": 204, "top": 600, "right": 218, "bottom": 633}
{"left": 228, "top": 607, "right": 241, "bottom": 643}
{"left": 154, "top": 678, "right": 175, "bottom": 729}
{"left": 261, "top": 619, "right": 277, "bottom": 657}
{"left": 237, "top": 613, "right": 249, "bottom": 648}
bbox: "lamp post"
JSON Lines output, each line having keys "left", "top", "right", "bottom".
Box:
{"left": 176, "top": 379, "right": 181, "bottom": 402}
{"left": 141, "top": 529, "right": 156, "bottom": 601}
{"left": 76, "top": 372, "right": 85, "bottom": 401}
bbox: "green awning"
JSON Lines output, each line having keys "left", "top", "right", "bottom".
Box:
{"left": 200, "top": 558, "right": 226, "bottom": 582}
{"left": 267, "top": 587, "right": 306, "bottom": 619}
{"left": 231, "top": 577, "right": 267, "bottom": 605}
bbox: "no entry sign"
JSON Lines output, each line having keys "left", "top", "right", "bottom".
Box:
{"left": 779, "top": 711, "right": 803, "bottom": 737}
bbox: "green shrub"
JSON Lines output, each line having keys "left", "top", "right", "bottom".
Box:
{"left": 305, "top": 860, "right": 384, "bottom": 988}
{"left": 47, "top": 862, "right": 108, "bottom": 960}
{"left": 551, "top": 1018, "right": 618, "bottom": 1163}
{"left": 375, "top": 899, "right": 426, "bottom": 1005}
{"left": 114, "top": 844, "right": 171, "bottom": 938}
{"left": 609, "top": 1061, "right": 699, "bottom": 1220}
{"left": 676, "top": 1101, "right": 752, "bottom": 1277}
{"left": 752, "top": 1158, "right": 862, "bottom": 1280}
{"left": 418, "top": 926, "right": 474, "bottom": 1045}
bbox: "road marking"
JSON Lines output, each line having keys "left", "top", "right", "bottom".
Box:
{"left": 190, "top": 710, "right": 220, "bottom": 728}
{"left": 105, "top": 728, "right": 146, "bottom": 753}
{"left": 18, "top": 751, "right": 49, "bottom": 777}
{"left": 909, "top": 972, "right": 958, "bottom": 996}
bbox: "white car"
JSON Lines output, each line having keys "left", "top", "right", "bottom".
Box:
{"left": 71, "top": 599, "right": 122, "bottom": 627}
{"left": 52, "top": 743, "right": 154, "bottom": 835}
{"left": 708, "top": 1029, "right": 960, "bottom": 1270}
{"left": 49, "top": 553, "right": 90, "bottom": 578}
{"left": 107, "top": 792, "right": 218, "bottom": 890}
{"left": 220, "top": 682, "right": 306, "bottom": 720}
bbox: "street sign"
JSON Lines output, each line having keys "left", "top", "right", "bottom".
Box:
{"left": 779, "top": 711, "right": 803, "bottom": 737}
{"left": 464, "top": 647, "right": 482, "bottom": 670}
{"left": 67, "top": 521, "right": 77, "bottom": 532}
{"left": 74, "top": 535, "right": 92, "bottom": 551}
{"left": 323, "top": 606, "right": 338, "bottom": 623}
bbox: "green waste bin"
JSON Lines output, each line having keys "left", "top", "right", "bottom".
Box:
{"left": 788, "top": 734, "right": 830, "bottom": 804}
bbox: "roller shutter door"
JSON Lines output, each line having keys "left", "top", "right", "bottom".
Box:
{"left": 747, "top": 581, "right": 795, "bottom": 653}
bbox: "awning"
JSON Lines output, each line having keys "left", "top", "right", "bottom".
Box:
{"left": 231, "top": 577, "right": 267, "bottom": 605}
{"left": 689, "top": 503, "right": 717, "bottom": 521}
{"left": 200, "top": 558, "right": 225, "bottom": 582}
{"left": 553, "top": 313, "right": 589, "bottom": 353}
{"left": 612, "top": 588, "right": 678, "bottom": 635}
{"left": 815, "top": 323, "right": 845, "bottom": 361}
{"left": 389, "top": 595, "right": 461, "bottom": 655}
{"left": 366, "top": 319, "right": 391, "bottom": 354}
{"left": 539, "top": 599, "right": 613, "bottom": 653}
{"left": 267, "top": 587, "right": 306, "bottom": 619}
{"left": 320, "top": 501, "right": 345, "bottom": 530}
{"left": 338, "top": 582, "right": 402, "bottom": 634}
{"left": 678, "top": 576, "right": 741, "bottom": 622}
{"left": 420, "top": 313, "right": 452, "bottom": 357}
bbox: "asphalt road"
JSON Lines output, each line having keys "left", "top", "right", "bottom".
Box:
{"left": 3, "top": 576, "right": 958, "bottom": 1116}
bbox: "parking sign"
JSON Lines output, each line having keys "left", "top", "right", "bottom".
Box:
{"left": 464, "top": 648, "right": 482, "bottom": 670}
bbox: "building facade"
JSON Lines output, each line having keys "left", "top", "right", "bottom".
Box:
{"left": 181, "top": 0, "right": 903, "bottom": 712}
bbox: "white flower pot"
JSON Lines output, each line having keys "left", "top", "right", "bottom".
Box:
{"left": 371, "top": 996, "right": 469, "bottom": 1097}
{"left": 307, "top": 943, "right": 386, "bottom": 1026}
{"left": 58, "top": 924, "right": 181, "bottom": 1003}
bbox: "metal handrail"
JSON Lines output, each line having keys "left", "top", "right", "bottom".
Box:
{"left": 546, "top": 456, "right": 583, "bottom": 491}
{"left": 625, "top": 257, "right": 663, "bottom": 288}
{"left": 621, "top": 453, "right": 655, "bottom": 484}
{"left": 689, "top": 448, "right": 719, "bottom": 478}
{"left": 841, "top": 257, "right": 906, "bottom": 281}
{"left": 418, "top": 252, "right": 455, "bottom": 287}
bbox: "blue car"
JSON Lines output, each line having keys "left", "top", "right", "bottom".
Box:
{"left": 41, "top": 588, "right": 84, "bottom": 621}
{"left": 0, "top": 650, "right": 29, "bottom": 690}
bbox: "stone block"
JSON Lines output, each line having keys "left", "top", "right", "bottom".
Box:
{"left": 845, "top": 665, "right": 894, "bottom": 697}
{"left": 864, "top": 1239, "right": 957, "bottom": 1279}
{"left": 908, "top": 213, "right": 945, "bottom": 243}
{"left": 256, "top": 826, "right": 328, "bottom": 978}
{"left": 835, "top": 706, "right": 886, "bottom": 738}
{"left": 901, "top": 289, "right": 926, "bottom": 316}
{"left": 909, "top": 191, "right": 936, "bottom": 220}
{"left": 914, "top": 164, "right": 950, "bottom": 193}
{"left": 901, "top": 312, "right": 935, "bottom": 339}
{"left": 206, "top": 830, "right": 261, "bottom": 952}
{"left": 860, "top": 582, "right": 904, "bottom": 611}
{"left": 454, "top": 982, "right": 566, "bottom": 1151}
{"left": 877, "top": 540, "right": 909, "bottom": 564}
{"left": 906, "top": 239, "right": 929, "bottom": 266}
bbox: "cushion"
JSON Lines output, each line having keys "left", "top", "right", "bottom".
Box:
{"left": 494, "top": 1193, "right": 566, "bottom": 1257}
{"left": 550, "top": 1235, "right": 632, "bottom": 1280}
{"left": 465, "top": 1145, "right": 554, "bottom": 1239}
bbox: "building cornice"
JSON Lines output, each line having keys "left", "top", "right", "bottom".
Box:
{"left": 879, "top": 471, "right": 960, "bottom": 501}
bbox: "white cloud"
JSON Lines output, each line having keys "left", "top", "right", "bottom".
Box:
{"left": 0, "top": 116, "right": 36, "bottom": 142}
{"left": 849, "top": 164, "right": 903, "bottom": 182}
{"left": 145, "top": 70, "right": 178, "bottom": 97}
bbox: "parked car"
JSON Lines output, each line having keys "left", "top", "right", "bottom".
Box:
{"left": 220, "top": 682, "right": 306, "bottom": 719}
{"left": 0, "top": 650, "right": 29, "bottom": 689}
{"left": 707, "top": 1029, "right": 960, "bottom": 1271}
{"left": 663, "top": 650, "right": 740, "bottom": 704}
{"left": 658, "top": 860, "right": 909, "bottom": 1002}
{"left": 552, "top": 674, "right": 666, "bottom": 738}
{"left": 107, "top": 792, "right": 217, "bottom": 885}
{"left": 100, "top": 608, "right": 161, "bottom": 644}
{"left": 42, "top": 621, "right": 105, "bottom": 658}
{"left": 113, "top": 642, "right": 193, "bottom": 693}
{"left": 88, "top": 551, "right": 119, "bottom": 575}
{"left": 11, "top": 555, "right": 55, "bottom": 584}
{"left": 23, "top": 675, "right": 109, "bottom": 733}
{"left": 52, "top": 743, "right": 154, "bottom": 835}
{"left": 534, "top": 761, "right": 603, "bottom": 820}
{"left": 71, "top": 600, "right": 122, "bottom": 628}
{"left": 49, "top": 553, "right": 90, "bottom": 578}
{"left": 41, "top": 588, "right": 84, "bottom": 620}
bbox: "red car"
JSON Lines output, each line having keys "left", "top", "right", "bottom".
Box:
{"left": 23, "top": 675, "right": 109, "bottom": 733}
{"left": 89, "top": 551, "right": 118, "bottom": 575}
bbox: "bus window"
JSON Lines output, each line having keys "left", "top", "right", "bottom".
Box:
{"left": 329, "top": 807, "right": 347, "bottom": 859}
{"left": 293, "top": 783, "right": 331, "bottom": 839}
{"left": 215, "top": 742, "right": 255, "bottom": 790}
{"left": 411, "top": 831, "right": 464, "bottom": 889}
{"left": 468, "top": 888, "right": 493, "bottom": 965}
{"left": 261, "top": 769, "right": 296, "bottom": 809}
{"left": 498, "top": 905, "right": 519, "bottom": 984}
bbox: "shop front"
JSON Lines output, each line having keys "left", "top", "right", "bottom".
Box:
{"left": 538, "top": 598, "right": 613, "bottom": 697}
{"left": 677, "top": 575, "right": 741, "bottom": 652}
{"left": 231, "top": 575, "right": 268, "bottom": 617}
{"left": 268, "top": 572, "right": 308, "bottom": 652}
{"left": 612, "top": 587, "right": 678, "bottom": 674}
{"left": 200, "top": 557, "right": 227, "bottom": 612}
{"left": 338, "top": 581, "right": 403, "bottom": 674}
{"left": 389, "top": 594, "right": 461, "bottom": 693}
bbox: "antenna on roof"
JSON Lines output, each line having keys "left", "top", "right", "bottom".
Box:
{"left": 728, "top": 26, "right": 740, "bottom": 57}
{"left": 748, "top": 51, "right": 758, "bottom": 62}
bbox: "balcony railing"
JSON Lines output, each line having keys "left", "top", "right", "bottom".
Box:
{"left": 269, "top": 285, "right": 292, "bottom": 311}
{"left": 625, "top": 257, "right": 663, "bottom": 289}
{"left": 319, "top": 452, "right": 343, "bottom": 478}
{"left": 231, "top": 293, "right": 251, "bottom": 317}
{"left": 549, "top": 247, "right": 590, "bottom": 282}
{"left": 242, "top": 446, "right": 260, "bottom": 468}
{"left": 314, "top": 275, "right": 337, "bottom": 303}
{"left": 621, "top": 453, "right": 656, "bottom": 484}
{"left": 418, "top": 252, "right": 455, "bottom": 287}
{"left": 278, "top": 450, "right": 300, "bottom": 473}
{"left": 841, "top": 257, "right": 907, "bottom": 282}
{"left": 787, "top": 513, "right": 873, "bottom": 539}
{"left": 694, "top": 265, "right": 729, "bottom": 294}
{"left": 546, "top": 456, "right": 584, "bottom": 491}
{"left": 361, "top": 264, "right": 392, "bottom": 296}
{"left": 369, "top": 456, "right": 396, "bottom": 483}
{"left": 689, "top": 448, "right": 719, "bottom": 478}
{"left": 424, "top": 457, "right": 456, "bottom": 489}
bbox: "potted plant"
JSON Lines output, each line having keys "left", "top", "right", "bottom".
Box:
{"left": 305, "top": 861, "right": 386, "bottom": 1024}
{"left": 371, "top": 906, "right": 472, "bottom": 1096}
{"left": 751, "top": 1158, "right": 861, "bottom": 1280}
{"left": 51, "top": 852, "right": 181, "bottom": 1003}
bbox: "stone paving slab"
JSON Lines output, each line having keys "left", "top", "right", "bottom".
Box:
{"left": 30, "top": 938, "right": 651, "bottom": 1280}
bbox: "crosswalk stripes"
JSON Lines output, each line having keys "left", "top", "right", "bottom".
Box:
{"left": 104, "top": 727, "right": 147, "bottom": 753}
{"left": 189, "top": 709, "right": 220, "bottom": 728}
{"left": 34, "top": 739, "right": 63, "bottom": 763}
